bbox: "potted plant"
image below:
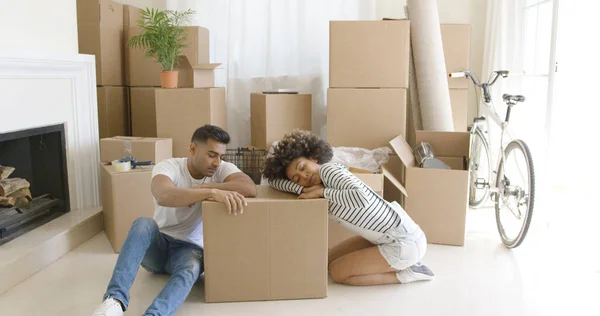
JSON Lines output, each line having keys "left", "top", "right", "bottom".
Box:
{"left": 128, "top": 8, "right": 195, "bottom": 88}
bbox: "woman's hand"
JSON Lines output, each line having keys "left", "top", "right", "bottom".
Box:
{"left": 299, "top": 184, "right": 325, "bottom": 199}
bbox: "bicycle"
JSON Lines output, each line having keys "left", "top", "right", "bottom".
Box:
{"left": 449, "top": 70, "right": 535, "bottom": 248}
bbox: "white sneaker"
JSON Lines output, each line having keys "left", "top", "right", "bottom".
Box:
{"left": 92, "top": 297, "right": 123, "bottom": 316}
{"left": 396, "top": 262, "right": 435, "bottom": 284}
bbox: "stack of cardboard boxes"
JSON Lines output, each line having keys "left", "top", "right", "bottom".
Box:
{"left": 124, "top": 5, "right": 226, "bottom": 157}
{"left": 77, "top": 0, "right": 129, "bottom": 139}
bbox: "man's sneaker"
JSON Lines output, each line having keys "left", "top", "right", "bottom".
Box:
{"left": 92, "top": 297, "right": 123, "bottom": 316}
{"left": 396, "top": 262, "right": 435, "bottom": 284}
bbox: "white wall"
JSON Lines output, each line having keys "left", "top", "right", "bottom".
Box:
{"left": 0, "top": 0, "right": 78, "bottom": 54}
{"left": 375, "top": 0, "right": 488, "bottom": 123}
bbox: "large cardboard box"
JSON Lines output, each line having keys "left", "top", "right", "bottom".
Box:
{"left": 203, "top": 185, "right": 328, "bottom": 302}
{"left": 77, "top": 0, "right": 124, "bottom": 86}
{"left": 328, "top": 172, "right": 384, "bottom": 248}
{"left": 387, "top": 131, "right": 471, "bottom": 246}
{"left": 329, "top": 20, "right": 410, "bottom": 88}
{"left": 251, "top": 93, "right": 312, "bottom": 150}
{"left": 130, "top": 87, "right": 160, "bottom": 137}
{"left": 155, "top": 88, "right": 227, "bottom": 158}
{"left": 327, "top": 88, "right": 407, "bottom": 150}
{"left": 100, "top": 136, "right": 172, "bottom": 163}
{"left": 123, "top": 4, "right": 142, "bottom": 29}
{"left": 126, "top": 26, "right": 210, "bottom": 87}
{"left": 101, "top": 164, "right": 155, "bottom": 252}
{"left": 97, "top": 87, "right": 129, "bottom": 139}
{"left": 406, "top": 88, "right": 469, "bottom": 147}
{"left": 442, "top": 24, "right": 471, "bottom": 89}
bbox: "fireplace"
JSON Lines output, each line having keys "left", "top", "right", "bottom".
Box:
{"left": 0, "top": 124, "right": 70, "bottom": 245}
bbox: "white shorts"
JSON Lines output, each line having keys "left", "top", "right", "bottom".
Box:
{"left": 374, "top": 202, "right": 427, "bottom": 270}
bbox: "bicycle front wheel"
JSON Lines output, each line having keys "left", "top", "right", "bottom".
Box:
{"left": 495, "top": 140, "right": 535, "bottom": 248}
{"left": 469, "top": 129, "right": 492, "bottom": 208}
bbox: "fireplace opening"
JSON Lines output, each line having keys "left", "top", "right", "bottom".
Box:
{"left": 0, "top": 124, "right": 70, "bottom": 245}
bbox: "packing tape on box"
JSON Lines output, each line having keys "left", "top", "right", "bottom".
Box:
{"left": 111, "top": 160, "right": 132, "bottom": 172}
{"left": 123, "top": 140, "right": 132, "bottom": 155}
{"left": 406, "top": 0, "right": 454, "bottom": 131}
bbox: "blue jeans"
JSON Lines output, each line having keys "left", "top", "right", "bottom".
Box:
{"left": 102, "top": 217, "right": 204, "bottom": 316}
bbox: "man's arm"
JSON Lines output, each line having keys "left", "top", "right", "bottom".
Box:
{"left": 196, "top": 172, "right": 257, "bottom": 197}
{"left": 151, "top": 175, "right": 214, "bottom": 207}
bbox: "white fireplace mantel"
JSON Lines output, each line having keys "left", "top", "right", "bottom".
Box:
{"left": 0, "top": 51, "right": 100, "bottom": 210}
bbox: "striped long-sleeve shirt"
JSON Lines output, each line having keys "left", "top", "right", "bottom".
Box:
{"left": 269, "top": 162, "right": 401, "bottom": 233}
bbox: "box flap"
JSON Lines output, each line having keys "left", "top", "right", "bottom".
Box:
{"left": 415, "top": 131, "right": 470, "bottom": 158}
{"left": 389, "top": 135, "right": 416, "bottom": 168}
{"left": 192, "top": 63, "right": 221, "bottom": 70}
{"left": 381, "top": 166, "right": 408, "bottom": 197}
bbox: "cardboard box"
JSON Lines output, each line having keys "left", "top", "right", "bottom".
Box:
{"left": 100, "top": 136, "right": 172, "bottom": 163}
{"left": 126, "top": 26, "right": 210, "bottom": 87}
{"left": 441, "top": 24, "right": 471, "bottom": 89}
{"left": 77, "top": 0, "right": 124, "bottom": 86}
{"left": 123, "top": 4, "right": 142, "bottom": 29}
{"left": 328, "top": 172, "right": 384, "bottom": 248}
{"left": 101, "top": 164, "right": 155, "bottom": 252}
{"left": 406, "top": 88, "right": 469, "bottom": 147}
{"left": 203, "top": 185, "right": 328, "bottom": 302}
{"left": 155, "top": 88, "right": 227, "bottom": 158}
{"left": 97, "top": 87, "right": 129, "bottom": 139}
{"left": 177, "top": 57, "right": 221, "bottom": 88}
{"left": 327, "top": 88, "right": 407, "bottom": 150}
{"left": 130, "top": 87, "right": 160, "bottom": 137}
{"left": 251, "top": 93, "right": 312, "bottom": 150}
{"left": 329, "top": 20, "right": 410, "bottom": 88}
{"left": 387, "top": 131, "right": 471, "bottom": 246}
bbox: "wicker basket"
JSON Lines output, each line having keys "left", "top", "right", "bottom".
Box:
{"left": 222, "top": 148, "right": 268, "bottom": 184}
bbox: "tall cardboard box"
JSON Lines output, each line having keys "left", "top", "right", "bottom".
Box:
{"left": 327, "top": 88, "right": 407, "bottom": 150}
{"left": 123, "top": 4, "right": 142, "bottom": 29}
{"left": 126, "top": 26, "right": 210, "bottom": 87}
{"left": 155, "top": 88, "right": 227, "bottom": 158}
{"left": 442, "top": 24, "right": 471, "bottom": 89}
{"left": 329, "top": 20, "right": 410, "bottom": 88}
{"left": 77, "top": 0, "right": 124, "bottom": 86}
{"left": 100, "top": 136, "right": 172, "bottom": 163}
{"left": 130, "top": 87, "right": 160, "bottom": 137}
{"left": 387, "top": 131, "right": 471, "bottom": 246}
{"left": 251, "top": 93, "right": 312, "bottom": 150}
{"left": 97, "top": 87, "right": 129, "bottom": 139}
{"left": 328, "top": 172, "right": 384, "bottom": 248}
{"left": 101, "top": 164, "right": 155, "bottom": 252}
{"left": 203, "top": 186, "right": 328, "bottom": 302}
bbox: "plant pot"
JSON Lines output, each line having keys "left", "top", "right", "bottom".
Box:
{"left": 160, "top": 71, "right": 179, "bottom": 88}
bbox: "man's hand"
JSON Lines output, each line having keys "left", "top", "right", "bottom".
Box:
{"left": 209, "top": 189, "right": 247, "bottom": 215}
{"left": 299, "top": 184, "right": 325, "bottom": 199}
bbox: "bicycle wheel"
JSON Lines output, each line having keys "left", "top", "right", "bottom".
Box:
{"left": 495, "top": 140, "right": 535, "bottom": 248}
{"left": 469, "top": 129, "right": 492, "bottom": 208}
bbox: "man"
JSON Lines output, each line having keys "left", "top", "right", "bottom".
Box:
{"left": 93, "top": 125, "right": 256, "bottom": 316}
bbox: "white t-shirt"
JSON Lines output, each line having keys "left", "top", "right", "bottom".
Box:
{"left": 151, "top": 157, "right": 241, "bottom": 248}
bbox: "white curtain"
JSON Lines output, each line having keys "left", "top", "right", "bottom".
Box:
{"left": 166, "top": 0, "right": 377, "bottom": 148}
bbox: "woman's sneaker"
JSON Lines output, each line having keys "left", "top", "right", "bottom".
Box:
{"left": 396, "top": 262, "right": 435, "bottom": 284}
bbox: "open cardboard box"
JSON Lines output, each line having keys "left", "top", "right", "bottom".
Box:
{"left": 385, "top": 131, "right": 471, "bottom": 246}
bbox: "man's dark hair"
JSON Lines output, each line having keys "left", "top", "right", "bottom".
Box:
{"left": 262, "top": 130, "right": 333, "bottom": 181}
{"left": 191, "top": 125, "right": 230, "bottom": 144}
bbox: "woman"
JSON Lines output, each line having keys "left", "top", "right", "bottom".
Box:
{"left": 262, "top": 131, "right": 435, "bottom": 286}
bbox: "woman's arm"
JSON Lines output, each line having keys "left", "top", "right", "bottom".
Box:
{"left": 268, "top": 178, "right": 304, "bottom": 195}
{"left": 319, "top": 163, "right": 370, "bottom": 208}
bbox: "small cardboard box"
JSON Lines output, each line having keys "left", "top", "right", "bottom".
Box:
{"left": 177, "top": 56, "right": 221, "bottom": 88}
{"left": 126, "top": 26, "right": 210, "bottom": 87}
{"left": 251, "top": 93, "right": 312, "bottom": 150}
{"left": 329, "top": 20, "right": 410, "bottom": 88}
{"left": 101, "top": 164, "right": 155, "bottom": 253}
{"left": 155, "top": 88, "right": 227, "bottom": 158}
{"left": 387, "top": 131, "right": 471, "bottom": 246}
{"left": 77, "top": 0, "right": 124, "bottom": 86}
{"left": 100, "top": 136, "right": 172, "bottom": 163}
{"left": 441, "top": 24, "right": 471, "bottom": 89}
{"left": 328, "top": 171, "right": 384, "bottom": 248}
{"left": 203, "top": 185, "right": 328, "bottom": 303}
{"left": 130, "top": 87, "right": 160, "bottom": 137}
{"left": 327, "top": 88, "right": 407, "bottom": 150}
{"left": 97, "top": 87, "right": 129, "bottom": 139}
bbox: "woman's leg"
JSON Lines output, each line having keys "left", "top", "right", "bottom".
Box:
{"left": 328, "top": 236, "right": 373, "bottom": 266}
{"left": 329, "top": 246, "right": 399, "bottom": 286}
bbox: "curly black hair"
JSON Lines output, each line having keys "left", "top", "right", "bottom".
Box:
{"left": 262, "top": 130, "right": 333, "bottom": 181}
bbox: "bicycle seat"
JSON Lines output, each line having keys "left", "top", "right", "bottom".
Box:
{"left": 502, "top": 94, "right": 526, "bottom": 104}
